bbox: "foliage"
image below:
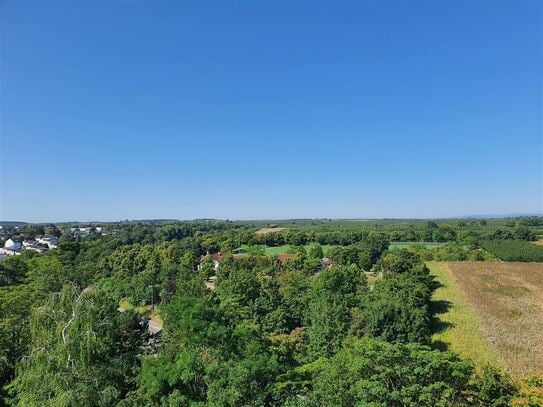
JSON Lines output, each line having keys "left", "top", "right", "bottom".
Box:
{"left": 0, "top": 255, "right": 29, "bottom": 287}
{"left": 354, "top": 255, "right": 434, "bottom": 344}
{"left": 0, "top": 219, "right": 527, "bottom": 405}
{"left": 0, "top": 285, "right": 35, "bottom": 402}
{"left": 472, "top": 366, "right": 516, "bottom": 406}
{"left": 306, "top": 265, "right": 366, "bottom": 358}
{"left": 512, "top": 375, "right": 543, "bottom": 407}
{"left": 8, "top": 284, "right": 143, "bottom": 406}
{"left": 418, "top": 243, "right": 495, "bottom": 261}
{"left": 135, "top": 293, "right": 280, "bottom": 406}
{"left": 309, "top": 337, "right": 474, "bottom": 406}
{"left": 481, "top": 240, "right": 543, "bottom": 262}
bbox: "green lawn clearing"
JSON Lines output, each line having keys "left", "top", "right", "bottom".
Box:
{"left": 389, "top": 242, "right": 446, "bottom": 250}
{"left": 241, "top": 244, "right": 332, "bottom": 257}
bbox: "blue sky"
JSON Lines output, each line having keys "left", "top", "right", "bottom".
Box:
{"left": 1, "top": 1, "right": 542, "bottom": 222}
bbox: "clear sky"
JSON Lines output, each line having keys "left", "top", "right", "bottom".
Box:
{"left": 1, "top": 1, "right": 542, "bottom": 222}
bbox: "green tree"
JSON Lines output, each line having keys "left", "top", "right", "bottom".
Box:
{"left": 373, "top": 249, "right": 428, "bottom": 275}
{"left": 306, "top": 266, "right": 366, "bottom": 358}
{"left": 0, "top": 285, "right": 36, "bottom": 403}
{"left": 308, "top": 244, "right": 324, "bottom": 260}
{"left": 311, "top": 337, "right": 474, "bottom": 406}
{"left": 9, "top": 284, "right": 143, "bottom": 407}
{"left": 136, "top": 294, "right": 279, "bottom": 406}
{"left": 0, "top": 255, "right": 29, "bottom": 287}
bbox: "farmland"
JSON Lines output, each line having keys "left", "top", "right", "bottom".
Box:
{"left": 255, "top": 227, "right": 287, "bottom": 235}
{"left": 431, "top": 262, "right": 543, "bottom": 379}
{"left": 481, "top": 239, "right": 543, "bottom": 262}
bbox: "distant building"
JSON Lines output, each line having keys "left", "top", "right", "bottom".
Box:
{"left": 4, "top": 238, "right": 22, "bottom": 251}
{"left": 277, "top": 253, "right": 297, "bottom": 263}
{"left": 0, "top": 237, "right": 23, "bottom": 256}
{"left": 321, "top": 258, "right": 335, "bottom": 268}
{"left": 37, "top": 235, "right": 58, "bottom": 249}
{"left": 23, "top": 239, "right": 48, "bottom": 253}
{"left": 199, "top": 252, "right": 225, "bottom": 271}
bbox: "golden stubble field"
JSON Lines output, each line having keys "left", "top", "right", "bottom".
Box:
{"left": 447, "top": 261, "right": 543, "bottom": 379}
{"left": 255, "top": 227, "right": 287, "bottom": 235}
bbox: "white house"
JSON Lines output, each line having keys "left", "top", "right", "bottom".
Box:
{"left": 37, "top": 235, "right": 58, "bottom": 249}
{"left": 0, "top": 238, "right": 23, "bottom": 256}
{"left": 4, "top": 238, "right": 22, "bottom": 251}
{"left": 23, "top": 239, "right": 48, "bottom": 253}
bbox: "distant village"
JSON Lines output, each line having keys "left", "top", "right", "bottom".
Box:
{"left": 0, "top": 225, "right": 104, "bottom": 259}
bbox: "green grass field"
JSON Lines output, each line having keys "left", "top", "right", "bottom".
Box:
{"left": 428, "top": 262, "right": 499, "bottom": 371}
{"left": 389, "top": 242, "right": 446, "bottom": 250}
{"left": 241, "top": 244, "right": 332, "bottom": 256}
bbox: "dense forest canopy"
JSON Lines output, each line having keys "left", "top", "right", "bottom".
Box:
{"left": 0, "top": 217, "right": 542, "bottom": 405}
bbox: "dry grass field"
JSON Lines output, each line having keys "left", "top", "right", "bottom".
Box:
{"left": 446, "top": 262, "right": 543, "bottom": 379}
{"left": 255, "top": 227, "right": 287, "bottom": 235}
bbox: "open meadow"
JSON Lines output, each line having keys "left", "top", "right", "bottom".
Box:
{"left": 430, "top": 261, "right": 543, "bottom": 380}
{"left": 389, "top": 241, "right": 446, "bottom": 250}
{"left": 241, "top": 244, "right": 332, "bottom": 256}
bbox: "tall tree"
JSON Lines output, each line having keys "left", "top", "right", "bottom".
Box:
{"left": 10, "top": 284, "right": 143, "bottom": 407}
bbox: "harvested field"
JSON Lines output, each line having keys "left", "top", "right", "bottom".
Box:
{"left": 255, "top": 227, "right": 287, "bottom": 235}
{"left": 447, "top": 261, "right": 543, "bottom": 379}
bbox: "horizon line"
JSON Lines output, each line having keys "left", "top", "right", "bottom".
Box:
{"left": 2, "top": 212, "right": 542, "bottom": 225}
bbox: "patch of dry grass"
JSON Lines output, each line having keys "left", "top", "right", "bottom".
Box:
{"left": 255, "top": 227, "right": 287, "bottom": 235}
{"left": 447, "top": 261, "right": 543, "bottom": 379}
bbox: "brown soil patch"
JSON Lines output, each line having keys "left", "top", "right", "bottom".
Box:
{"left": 530, "top": 239, "right": 543, "bottom": 246}
{"left": 255, "top": 227, "right": 287, "bottom": 235}
{"left": 447, "top": 262, "right": 543, "bottom": 379}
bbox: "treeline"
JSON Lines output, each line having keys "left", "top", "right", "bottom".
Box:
{"left": 481, "top": 240, "right": 543, "bottom": 262}
{"left": 402, "top": 243, "right": 496, "bottom": 262}
{"left": 106, "top": 220, "right": 238, "bottom": 245}
{"left": 247, "top": 225, "right": 537, "bottom": 250}
{"left": 3, "top": 219, "right": 538, "bottom": 254}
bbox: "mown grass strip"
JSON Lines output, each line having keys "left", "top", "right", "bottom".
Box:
{"left": 428, "top": 262, "right": 499, "bottom": 371}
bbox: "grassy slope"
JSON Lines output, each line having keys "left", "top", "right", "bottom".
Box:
{"left": 427, "top": 262, "right": 499, "bottom": 370}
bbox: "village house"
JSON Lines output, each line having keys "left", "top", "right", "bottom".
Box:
{"left": 198, "top": 252, "right": 226, "bottom": 271}
{"left": 23, "top": 238, "right": 48, "bottom": 253}
{"left": 0, "top": 237, "right": 23, "bottom": 256}
{"left": 276, "top": 253, "right": 297, "bottom": 263}
{"left": 37, "top": 235, "right": 58, "bottom": 249}
{"left": 321, "top": 258, "right": 335, "bottom": 268}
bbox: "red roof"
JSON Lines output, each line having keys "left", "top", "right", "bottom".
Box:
{"left": 200, "top": 252, "right": 226, "bottom": 263}
{"left": 211, "top": 252, "right": 224, "bottom": 262}
{"left": 322, "top": 258, "right": 335, "bottom": 267}
{"left": 277, "top": 253, "right": 297, "bottom": 263}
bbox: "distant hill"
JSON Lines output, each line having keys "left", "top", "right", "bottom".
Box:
{"left": 0, "top": 221, "right": 28, "bottom": 227}
{"left": 463, "top": 213, "right": 543, "bottom": 219}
